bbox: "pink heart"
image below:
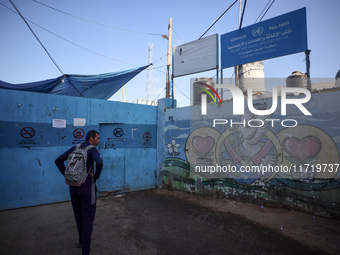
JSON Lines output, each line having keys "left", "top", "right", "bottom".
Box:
{"left": 282, "top": 136, "right": 322, "bottom": 162}
{"left": 192, "top": 136, "right": 215, "bottom": 156}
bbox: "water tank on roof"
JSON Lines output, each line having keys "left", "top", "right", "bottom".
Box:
{"left": 286, "top": 71, "right": 307, "bottom": 88}
{"left": 193, "top": 77, "right": 215, "bottom": 105}
{"left": 239, "top": 61, "right": 265, "bottom": 92}
{"left": 336, "top": 69, "right": 340, "bottom": 88}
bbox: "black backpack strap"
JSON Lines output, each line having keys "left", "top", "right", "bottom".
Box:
{"left": 85, "top": 145, "right": 95, "bottom": 182}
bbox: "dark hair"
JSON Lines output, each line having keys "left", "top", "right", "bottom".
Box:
{"left": 86, "top": 130, "right": 99, "bottom": 141}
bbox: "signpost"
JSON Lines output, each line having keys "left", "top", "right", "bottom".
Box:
{"left": 221, "top": 8, "right": 308, "bottom": 69}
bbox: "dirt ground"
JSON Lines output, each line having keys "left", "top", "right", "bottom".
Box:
{"left": 0, "top": 189, "right": 339, "bottom": 255}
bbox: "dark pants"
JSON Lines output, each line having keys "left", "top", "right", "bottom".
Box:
{"left": 70, "top": 183, "right": 96, "bottom": 255}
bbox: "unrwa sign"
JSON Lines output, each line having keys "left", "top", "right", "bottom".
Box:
{"left": 220, "top": 8, "right": 308, "bottom": 69}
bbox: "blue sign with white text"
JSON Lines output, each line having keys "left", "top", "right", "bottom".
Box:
{"left": 221, "top": 8, "right": 308, "bottom": 69}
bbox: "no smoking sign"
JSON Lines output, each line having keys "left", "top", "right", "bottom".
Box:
{"left": 20, "top": 127, "right": 35, "bottom": 139}
{"left": 73, "top": 128, "right": 85, "bottom": 139}
{"left": 143, "top": 132, "right": 152, "bottom": 141}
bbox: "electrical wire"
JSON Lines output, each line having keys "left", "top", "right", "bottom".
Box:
{"left": 198, "top": 0, "right": 238, "bottom": 40}
{"left": 239, "top": 0, "right": 247, "bottom": 29}
{"left": 171, "top": 26, "right": 185, "bottom": 44}
{"left": 32, "top": 0, "right": 163, "bottom": 36}
{"left": 212, "top": 71, "right": 220, "bottom": 78}
{"left": 1, "top": 2, "right": 140, "bottom": 66}
{"left": 254, "top": 0, "right": 272, "bottom": 23}
{"left": 153, "top": 87, "right": 166, "bottom": 101}
{"left": 259, "top": 0, "right": 275, "bottom": 22}
{"left": 174, "top": 82, "right": 192, "bottom": 101}
{"left": 152, "top": 65, "right": 167, "bottom": 70}
{"left": 2, "top": 2, "right": 170, "bottom": 68}
{"left": 152, "top": 54, "right": 167, "bottom": 65}
{"left": 8, "top": 0, "right": 85, "bottom": 96}
{"left": 3, "top": 1, "right": 170, "bottom": 101}
{"left": 8, "top": 0, "right": 64, "bottom": 75}
{"left": 254, "top": 0, "right": 276, "bottom": 23}
{"left": 166, "top": 65, "right": 192, "bottom": 102}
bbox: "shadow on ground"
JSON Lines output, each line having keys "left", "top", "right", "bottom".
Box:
{"left": 0, "top": 189, "right": 338, "bottom": 254}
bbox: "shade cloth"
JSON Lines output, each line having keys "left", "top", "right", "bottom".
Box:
{"left": 0, "top": 65, "right": 149, "bottom": 99}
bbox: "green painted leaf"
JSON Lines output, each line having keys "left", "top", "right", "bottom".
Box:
{"left": 285, "top": 156, "right": 300, "bottom": 163}
{"left": 195, "top": 151, "right": 204, "bottom": 157}
{"left": 302, "top": 157, "right": 318, "bottom": 164}
{"left": 205, "top": 152, "right": 214, "bottom": 157}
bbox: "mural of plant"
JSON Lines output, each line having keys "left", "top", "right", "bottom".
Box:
{"left": 167, "top": 139, "right": 180, "bottom": 157}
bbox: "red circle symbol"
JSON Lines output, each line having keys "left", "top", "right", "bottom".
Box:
{"left": 20, "top": 127, "right": 35, "bottom": 139}
{"left": 73, "top": 128, "right": 85, "bottom": 139}
{"left": 143, "top": 132, "right": 152, "bottom": 141}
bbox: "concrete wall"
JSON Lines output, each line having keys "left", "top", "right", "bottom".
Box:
{"left": 162, "top": 89, "right": 340, "bottom": 218}
{"left": 0, "top": 89, "right": 157, "bottom": 210}
{"left": 2, "top": 87, "right": 340, "bottom": 218}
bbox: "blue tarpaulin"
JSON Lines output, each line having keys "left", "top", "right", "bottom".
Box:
{"left": 0, "top": 65, "right": 149, "bottom": 100}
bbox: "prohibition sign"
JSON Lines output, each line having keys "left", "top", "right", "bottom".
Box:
{"left": 73, "top": 128, "right": 85, "bottom": 139}
{"left": 114, "top": 128, "right": 124, "bottom": 137}
{"left": 20, "top": 127, "right": 35, "bottom": 139}
{"left": 143, "top": 132, "right": 152, "bottom": 141}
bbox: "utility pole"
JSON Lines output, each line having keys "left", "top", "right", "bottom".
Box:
{"left": 238, "top": 0, "right": 242, "bottom": 27}
{"left": 165, "top": 18, "right": 172, "bottom": 98}
{"left": 146, "top": 42, "right": 154, "bottom": 100}
{"left": 305, "top": 49, "right": 312, "bottom": 91}
{"left": 235, "top": 0, "right": 242, "bottom": 88}
{"left": 122, "top": 86, "right": 126, "bottom": 102}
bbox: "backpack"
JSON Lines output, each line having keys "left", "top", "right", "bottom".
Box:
{"left": 65, "top": 144, "right": 94, "bottom": 186}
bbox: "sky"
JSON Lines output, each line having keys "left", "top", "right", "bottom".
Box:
{"left": 0, "top": 0, "right": 339, "bottom": 107}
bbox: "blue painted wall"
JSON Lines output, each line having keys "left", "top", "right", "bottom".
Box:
{"left": 0, "top": 89, "right": 157, "bottom": 210}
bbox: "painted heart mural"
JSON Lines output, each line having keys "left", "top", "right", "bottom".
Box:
{"left": 192, "top": 136, "right": 215, "bottom": 157}
{"left": 282, "top": 136, "right": 322, "bottom": 163}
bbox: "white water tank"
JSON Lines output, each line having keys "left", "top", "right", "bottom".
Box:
{"left": 239, "top": 61, "right": 265, "bottom": 92}
{"left": 336, "top": 69, "right": 340, "bottom": 88}
{"left": 286, "top": 71, "right": 307, "bottom": 88}
{"left": 192, "top": 77, "right": 215, "bottom": 105}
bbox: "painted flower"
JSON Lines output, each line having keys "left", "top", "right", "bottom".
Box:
{"left": 167, "top": 139, "right": 180, "bottom": 156}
